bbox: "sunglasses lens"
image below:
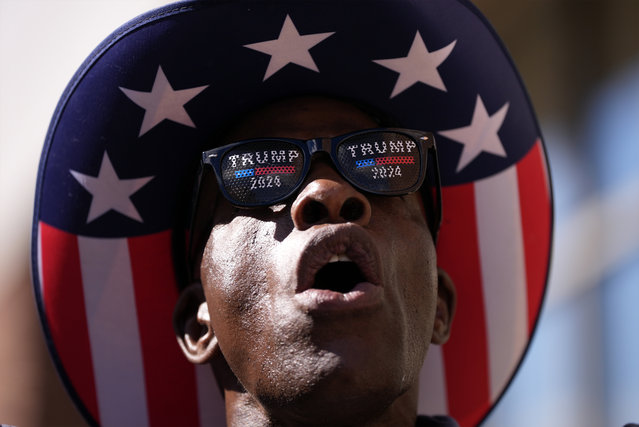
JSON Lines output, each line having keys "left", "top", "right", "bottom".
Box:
{"left": 336, "top": 132, "right": 423, "bottom": 193}
{"left": 220, "top": 141, "right": 305, "bottom": 205}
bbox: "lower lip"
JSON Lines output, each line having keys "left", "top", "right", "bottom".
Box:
{"left": 294, "top": 282, "right": 383, "bottom": 314}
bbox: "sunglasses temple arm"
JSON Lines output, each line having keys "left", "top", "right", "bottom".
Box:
{"left": 186, "top": 164, "right": 205, "bottom": 283}
{"left": 187, "top": 164, "right": 221, "bottom": 283}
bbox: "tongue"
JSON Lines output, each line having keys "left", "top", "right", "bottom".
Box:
{"left": 313, "top": 262, "right": 366, "bottom": 293}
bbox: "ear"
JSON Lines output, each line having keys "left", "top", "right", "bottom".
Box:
{"left": 173, "top": 282, "right": 219, "bottom": 364}
{"left": 431, "top": 267, "right": 457, "bottom": 345}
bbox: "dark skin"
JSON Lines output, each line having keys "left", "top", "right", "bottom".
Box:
{"left": 174, "top": 97, "right": 456, "bottom": 426}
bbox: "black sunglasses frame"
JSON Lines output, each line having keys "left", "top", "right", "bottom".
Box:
{"left": 187, "top": 128, "right": 442, "bottom": 280}
{"left": 201, "top": 128, "right": 438, "bottom": 207}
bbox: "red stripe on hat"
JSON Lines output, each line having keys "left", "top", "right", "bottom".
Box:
{"left": 128, "top": 232, "right": 200, "bottom": 427}
{"left": 39, "top": 222, "right": 100, "bottom": 422}
{"left": 517, "top": 141, "right": 552, "bottom": 332}
{"left": 436, "top": 184, "right": 491, "bottom": 427}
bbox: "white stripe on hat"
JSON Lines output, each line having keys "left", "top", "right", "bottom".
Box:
{"left": 195, "top": 364, "right": 227, "bottom": 426}
{"left": 474, "top": 165, "right": 528, "bottom": 401}
{"left": 418, "top": 344, "right": 448, "bottom": 414}
{"left": 78, "top": 236, "right": 149, "bottom": 427}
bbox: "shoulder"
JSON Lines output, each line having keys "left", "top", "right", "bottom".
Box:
{"left": 415, "top": 415, "right": 460, "bottom": 427}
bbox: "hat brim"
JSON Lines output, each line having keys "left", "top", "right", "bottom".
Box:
{"left": 31, "top": 1, "right": 552, "bottom": 426}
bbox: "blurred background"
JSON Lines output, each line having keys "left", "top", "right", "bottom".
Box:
{"left": 0, "top": 0, "right": 637, "bottom": 425}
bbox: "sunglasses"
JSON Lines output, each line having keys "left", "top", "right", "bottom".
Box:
{"left": 204, "top": 127, "right": 439, "bottom": 207}
{"left": 188, "top": 128, "right": 442, "bottom": 275}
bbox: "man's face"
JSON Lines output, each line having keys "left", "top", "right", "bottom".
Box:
{"left": 199, "top": 97, "right": 439, "bottom": 423}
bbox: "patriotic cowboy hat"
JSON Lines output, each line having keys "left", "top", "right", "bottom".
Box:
{"left": 31, "top": 1, "right": 553, "bottom": 426}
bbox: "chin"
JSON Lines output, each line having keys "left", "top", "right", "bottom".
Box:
{"left": 266, "top": 388, "right": 403, "bottom": 427}
{"left": 255, "top": 350, "right": 413, "bottom": 426}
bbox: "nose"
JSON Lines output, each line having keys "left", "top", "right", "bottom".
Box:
{"left": 291, "top": 161, "right": 372, "bottom": 230}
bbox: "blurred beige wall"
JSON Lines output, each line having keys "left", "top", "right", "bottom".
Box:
{"left": 0, "top": 1, "right": 170, "bottom": 425}
{"left": 476, "top": 0, "right": 639, "bottom": 130}
{"left": 0, "top": 267, "right": 86, "bottom": 426}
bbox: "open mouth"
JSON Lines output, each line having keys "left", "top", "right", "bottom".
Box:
{"left": 312, "top": 255, "right": 367, "bottom": 294}
{"left": 294, "top": 226, "right": 383, "bottom": 312}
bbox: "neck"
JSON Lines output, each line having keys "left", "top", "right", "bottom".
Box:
{"left": 223, "top": 383, "right": 419, "bottom": 427}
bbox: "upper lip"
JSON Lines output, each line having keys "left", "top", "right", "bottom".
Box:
{"left": 295, "top": 224, "right": 381, "bottom": 293}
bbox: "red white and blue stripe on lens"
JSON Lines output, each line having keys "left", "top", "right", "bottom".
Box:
{"left": 234, "top": 165, "right": 296, "bottom": 178}
{"left": 356, "top": 156, "right": 415, "bottom": 168}
{"left": 32, "top": 1, "right": 552, "bottom": 426}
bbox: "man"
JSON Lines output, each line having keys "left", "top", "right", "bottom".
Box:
{"left": 32, "top": 1, "right": 552, "bottom": 426}
{"left": 173, "top": 96, "right": 456, "bottom": 425}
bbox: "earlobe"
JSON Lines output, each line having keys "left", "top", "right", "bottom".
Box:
{"left": 173, "top": 283, "right": 219, "bottom": 364}
{"left": 431, "top": 268, "right": 457, "bottom": 345}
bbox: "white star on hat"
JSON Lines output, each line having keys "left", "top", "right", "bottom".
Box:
{"left": 244, "top": 14, "right": 335, "bottom": 81}
{"left": 439, "top": 95, "right": 510, "bottom": 173}
{"left": 374, "top": 31, "right": 456, "bottom": 98}
{"left": 70, "top": 151, "right": 154, "bottom": 223}
{"left": 120, "top": 66, "right": 208, "bottom": 137}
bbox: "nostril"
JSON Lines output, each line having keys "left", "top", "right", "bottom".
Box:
{"left": 302, "top": 200, "right": 329, "bottom": 225}
{"left": 340, "top": 197, "right": 365, "bottom": 222}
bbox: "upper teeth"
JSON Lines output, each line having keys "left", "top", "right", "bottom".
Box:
{"left": 328, "top": 254, "right": 352, "bottom": 263}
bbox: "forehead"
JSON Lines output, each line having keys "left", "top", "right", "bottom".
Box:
{"left": 224, "top": 96, "right": 379, "bottom": 141}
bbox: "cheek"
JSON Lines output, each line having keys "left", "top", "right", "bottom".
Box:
{"left": 373, "top": 196, "right": 437, "bottom": 299}
{"left": 394, "top": 226, "right": 437, "bottom": 334}
{"left": 394, "top": 231, "right": 437, "bottom": 377}
{"left": 202, "top": 216, "right": 277, "bottom": 290}
{"left": 372, "top": 197, "right": 439, "bottom": 363}
{"left": 200, "top": 217, "right": 277, "bottom": 356}
{"left": 203, "top": 218, "right": 259, "bottom": 297}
